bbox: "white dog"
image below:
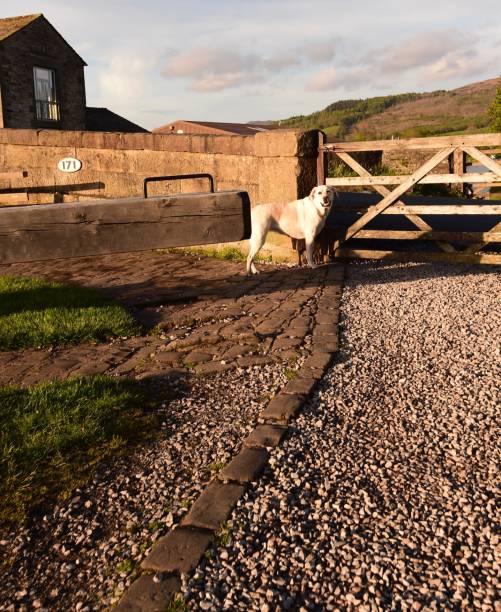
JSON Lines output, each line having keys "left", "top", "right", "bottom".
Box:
{"left": 246, "top": 185, "right": 336, "bottom": 274}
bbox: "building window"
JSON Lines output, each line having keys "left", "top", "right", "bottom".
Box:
{"left": 33, "top": 67, "right": 60, "bottom": 121}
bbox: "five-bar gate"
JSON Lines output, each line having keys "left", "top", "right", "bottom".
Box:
{"left": 313, "top": 132, "right": 501, "bottom": 265}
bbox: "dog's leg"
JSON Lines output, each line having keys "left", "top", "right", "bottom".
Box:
{"left": 247, "top": 228, "right": 267, "bottom": 274}
{"left": 305, "top": 235, "right": 318, "bottom": 269}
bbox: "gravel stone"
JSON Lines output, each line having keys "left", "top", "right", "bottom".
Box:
{"left": 0, "top": 363, "right": 289, "bottom": 610}
{"left": 183, "top": 261, "right": 500, "bottom": 610}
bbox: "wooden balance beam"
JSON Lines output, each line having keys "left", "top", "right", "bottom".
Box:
{"left": 0, "top": 190, "right": 251, "bottom": 265}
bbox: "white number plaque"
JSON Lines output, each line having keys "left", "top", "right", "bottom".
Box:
{"left": 57, "top": 157, "right": 82, "bottom": 173}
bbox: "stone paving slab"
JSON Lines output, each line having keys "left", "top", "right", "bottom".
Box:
{"left": 141, "top": 527, "right": 212, "bottom": 575}
{"left": 219, "top": 447, "right": 269, "bottom": 484}
{"left": 114, "top": 574, "right": 181, "bottom": 612}
{"left": 181, "top": 480, "right": 246, "bottom": 531}
{"left": 261, "top": 393, "right": 305, "bottom": 422}
{"left": 243, "top": 424, "right": 288, "bottom": 449}
{"left": 0, "top": 250, "right": 343, "bottom": 387}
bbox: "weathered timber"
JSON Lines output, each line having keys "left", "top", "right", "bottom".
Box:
{"left": 462, "top": 146, "right": 501, "bottom": 177}
{"left": 323, "top": 133, "right": 501, "bottom": 152}
{"left": 335, "top": 151, "right": 456, "bottom": 254}
{"left": 452, "top": 148, "right": 466, "bottom": 176}
{"left": 326, "top": 172, "right": 499, "bottom": 186}
{"left": 456, "top": 153, "right": 501, "bottom": 253}
{"left": 332, "top": 204, "right": 501, "bottom": 215}
{"left": 335, "top": 229, "right": 501, "bottom": 242}
{"left": 464, "top": 222, "right": 501, "bottom": 254}
{"left": 335, "top": 248, "right": 501, "bottom": 265}
{"left": 332, "top": 147, "right": 455, "bottom": 250}
{"left": 0, "top": 190, "right": 251, "bottom": 264}
{"left": 317, "top": 131, "right": 327, "bottom": 185}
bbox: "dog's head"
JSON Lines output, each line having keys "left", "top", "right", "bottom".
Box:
{"left": 309, "top": 185, "right": 336, "bottom": 216}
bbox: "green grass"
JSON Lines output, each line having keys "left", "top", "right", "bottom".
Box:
{"left": 208, "top": 460, "right": 225, "bottom": 474}
{"left": 490, "top": 187, "right": 501, "bottom": 200}
{"left": 0, "top": 276, "right": 140, "bottom": 351}
{"left": 160, "top": 246, "right": 273, "bottom": 264}
{"left": 0, "top": 375, "right": 157, "bottom": 531}
{"left": 116, "top": 558, "right": 137, "bottom": 575}
{"left": 166, "top": 595, "right": 190, "bottom": 612}
{"left": 215, "top": 521, "right": 232, "bottom": 547}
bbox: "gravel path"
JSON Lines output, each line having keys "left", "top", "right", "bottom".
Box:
{"left": 1, "top": 364, "right": 289, "bottom": 611}
{"left": 184, "top": 261, "right": 500, "bottom": 611}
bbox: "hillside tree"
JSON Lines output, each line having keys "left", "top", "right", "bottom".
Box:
{"left": 489, "top": 78, "right": 501, "bottom": 132}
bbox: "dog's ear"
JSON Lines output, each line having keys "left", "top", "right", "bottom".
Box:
{"left": 309, "top": 187, "right": 317, "bottom": 199}
{"left": 328, "top": 186, "right": 337, "bottom": 202}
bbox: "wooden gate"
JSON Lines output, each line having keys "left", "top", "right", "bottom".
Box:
{"left": 314, "top": 133, "right": 501, "bottom": 264}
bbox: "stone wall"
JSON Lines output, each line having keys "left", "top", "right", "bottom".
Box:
{"left": 0, "top": 16, "right": 86, "bottom": 130}
{"left": 382, "top": 149, "right": 451, "bottom": 174}
{"left": 0, "top": 128, "right": 319, "bottom": 206}
{"left": 0, "top": 127, "right": 320, "bottom": 259}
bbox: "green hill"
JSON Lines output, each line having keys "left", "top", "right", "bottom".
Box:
{"left": 276, "top": 77, "right": 499, "bottom": 140}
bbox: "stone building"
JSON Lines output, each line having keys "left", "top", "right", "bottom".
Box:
{"left": 0, "top": 14, "right": 87, "bottom": 130}
{"left": 154, "top": 119, "right": 274, "bottom": 136}
{"left": 0, "top": 13, "right": 147, "bottom": 132}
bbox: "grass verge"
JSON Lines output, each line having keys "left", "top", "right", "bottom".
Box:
{"left": 0, "top": 375, "right": 157, "bottom": 531}
{"left": 160, "top": 245, "right": 273, "bottom": 264}
{"left": 0, "top": 275, "right": 140, "bottom": 351}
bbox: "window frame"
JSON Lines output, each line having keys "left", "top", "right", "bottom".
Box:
{"left": 33, "top": 65, "right": 61, "bottom": 123}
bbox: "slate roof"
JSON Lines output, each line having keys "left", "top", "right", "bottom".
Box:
{"left": 86, "top": 107, "right": 149, "bottom": 133}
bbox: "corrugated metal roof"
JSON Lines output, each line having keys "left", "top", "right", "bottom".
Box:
{"left": 154, "top": 120, "right": 274, "bottom": 136}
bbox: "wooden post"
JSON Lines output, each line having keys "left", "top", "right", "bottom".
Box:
{"left": 452, "top": 147, "right": 467, "bottom": 195}
{"left": 317, "top": 131, "right": 327, "bottom": 185}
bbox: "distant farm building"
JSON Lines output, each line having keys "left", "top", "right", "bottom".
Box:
{"left": 153, "top": 120, "right": 274, "bottom": 136}
{"left": 0, "top": 13, "right": 147, "bottom": 132}
{"left": 85, "top": 107, "right": 148, "bottom": 133}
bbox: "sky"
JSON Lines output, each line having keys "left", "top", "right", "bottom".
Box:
{"left": 3, "top": 0, "right": 500, "bottom": 130}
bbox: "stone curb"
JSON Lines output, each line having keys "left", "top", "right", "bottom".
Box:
{"left": 115, "top": 574, "right": 181, "bottom": 611}
{"left": 115, "top": 264, "right": 345, "bottom": 610}
{"left": 181, "top": 480, "right": 245, "bottom": 531}
{"left": 243, "top": 423, "right": 288, "bottom": 448}
{"left": 219, "top": 447, "right": 270, "bottom": 484}
{"left": 260, "top": 393, "right": 304, "bottom": 422}
{"left": 140, "top": 527, "right": 213, "bottom": 575}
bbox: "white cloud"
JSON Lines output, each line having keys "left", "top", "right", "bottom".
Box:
{"left": 309, "top": 67, "right": 338, "bottom": 91}
{"left": 378, "top": 30, "right": 474, "bottom": 73}
{"left": 163, "top": 48, "right": 259, "bottom": 78}
{"left": 189, "top": 72, "right": 261, "bottom": 92}
{"left": 161, "top": 41, "right": 334, "bottom": 92}
{"left": 97, "top": 55, "right": 152, "bottom": 101}
{"left": 300, "top": 41, "right": 336, "bottom": 63}
{"left": 309, "top": 67, "right": 373, "bottom": 92}
{"left": 162, "top": 47, "right": 289, "bottom": 91}
{"left": 420, "top": 48, "right": 501, "bottom": 83}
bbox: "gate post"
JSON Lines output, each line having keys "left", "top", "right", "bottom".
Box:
{"left": 317, "top": 130, "right": 327, "bottom": 185}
